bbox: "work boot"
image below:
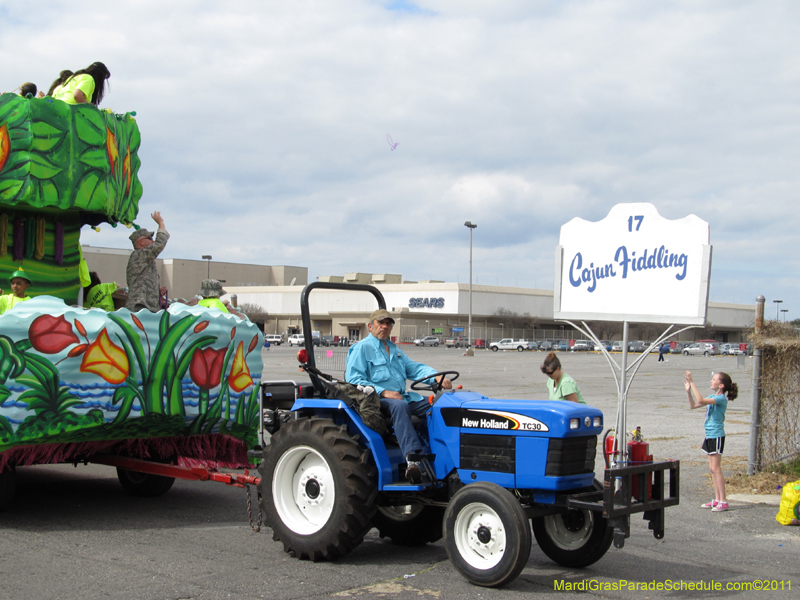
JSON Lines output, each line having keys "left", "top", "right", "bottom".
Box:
{"left": 406, "top": 461, "right": 423, "bottom": 483}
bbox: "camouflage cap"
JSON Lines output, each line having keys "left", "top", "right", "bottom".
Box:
{"left": 129, "top": 228, "right": 154, "bottom": 244}
{"left": 199, "top": 279, "right": 226, "bottom": 298}
{"left": 369, "top": 309, "right": 394, "bottom": 324}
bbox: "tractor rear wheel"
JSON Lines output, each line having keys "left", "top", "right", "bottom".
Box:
{"left": 258, "top": 417, "right": 377, "bottom": 561}
{"left": 373, "top": 503, "right": 445, "bottom": 546}
{"left": 443, "top": 482, "right": 531, "bottom": 588}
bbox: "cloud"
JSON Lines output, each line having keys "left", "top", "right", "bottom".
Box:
{"left": 4, "top": 0, "right": 799, "bottom": 316}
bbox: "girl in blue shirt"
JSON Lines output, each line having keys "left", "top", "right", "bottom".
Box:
{"left": 684, "top": 370, "right": 738, "bottom": 512}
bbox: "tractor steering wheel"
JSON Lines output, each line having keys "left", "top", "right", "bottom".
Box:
{"left": 409, "top": 371, "right": 460, "bottom": 393}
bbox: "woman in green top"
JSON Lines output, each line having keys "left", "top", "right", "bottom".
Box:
{"left": 52, "top": 61, "right": 111, "bottom": 105}
{"left": 540, "top": 352, "right": 585, "bottom": 403}
{"left": 83, "top": 272, "right": 119, "bottom": 312}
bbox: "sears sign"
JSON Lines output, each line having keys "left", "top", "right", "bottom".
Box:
{"left": 408, "top": 297, "right": 445, "bottom": 309}
{"left": 554, "top": 203, "right": 711, "bottom": 325}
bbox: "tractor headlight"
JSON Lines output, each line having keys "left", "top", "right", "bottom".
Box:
{"left": 570, "top": 418, "right": 580, "bottom": 430}
{"left": 593, "top": 416, "right": 602, "bottom": 428}
{"left": 584, "top": 416, "right": 591, "bottom": 428}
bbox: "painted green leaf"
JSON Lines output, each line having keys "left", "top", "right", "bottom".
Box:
{"left": 30, "top": 152, "right": 63, "bottom": 179}
{"left": 0, "top": 179, "right": 23, "bottom": 200}
{"left": 40, "top": 179, "right": 60, "bottom": 203}
{"left": 74, "top": 108, "right": 105, "bottom": 145}
{"left": 79, "top": 147, "right": 110, "bottom": 171}
{"left": 31, "top": 120, "right": 63, "bottom": 136}
{"left": 31, "top": 121, "right": 66, "bottom": 152}
{"left": 73, "top": 171, "right": 107, "bottom": 208}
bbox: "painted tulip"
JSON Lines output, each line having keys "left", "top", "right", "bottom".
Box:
{"left": 189, "top": 347, "right": 225, "bottom": 390}
{"left": 0, "top": 123, "right": 9, "bottom": 174}
{"left": 29, "top": 314, "right": 79, "bottom": 354}
{"left": 80, "top": 329, "right": 130, "bottom": 385}
{"left": 106, "top": 127, "right": 118, "bottom": 172}
{"left": 228, "top": 341, "right": 253, "bottom": 392}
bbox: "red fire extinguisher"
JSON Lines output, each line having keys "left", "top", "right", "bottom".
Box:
{"left": 628, "top": 426, "right": 653, "bottom": 501}
{"left": 603, "top": 429, "right": 617, "bottom": 468}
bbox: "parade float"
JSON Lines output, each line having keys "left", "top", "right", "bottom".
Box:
{"left": 0, "top": 93, "right": 263, "bottom": 506}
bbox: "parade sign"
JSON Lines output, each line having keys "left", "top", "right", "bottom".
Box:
{"left": 554, "top": 203, "right": 711, "bottom": 324}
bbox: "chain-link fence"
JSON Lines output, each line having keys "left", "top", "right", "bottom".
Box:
{"left": 755, "top": 338, "right": 800, "bottom": 468}
{"left": 749, "top": 316, "right": 800, "bottom": 470}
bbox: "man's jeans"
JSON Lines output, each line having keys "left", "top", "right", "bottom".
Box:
{"left": 380, "top": 397, "right": 430, "bottom": 459}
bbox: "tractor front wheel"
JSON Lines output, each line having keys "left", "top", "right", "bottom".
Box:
{"left": 443, "top": 482, "right": 531, "bottom": 588}
{"left": 258, "top": 418, "right": 377, "bottom": 561}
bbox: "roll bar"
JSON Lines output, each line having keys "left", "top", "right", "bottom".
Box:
{"left": 299, "top": 281, "right": 387, "bottom": 394}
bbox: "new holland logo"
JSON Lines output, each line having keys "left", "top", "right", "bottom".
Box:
{"left": 442, "top": 408, "right": 549, "bottom": 432}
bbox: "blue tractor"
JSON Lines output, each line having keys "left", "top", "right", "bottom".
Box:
{"left": 256, "top": 282, "right": 679, "bottom": 587}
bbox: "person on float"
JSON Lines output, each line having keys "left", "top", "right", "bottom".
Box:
{"left": 126, "top": 211, "right": 169, "bottom": 312}
{"left": 52, "top": 62, "right": 111, "bottom": 105}
{"left": 193, "top": 279, "right": 245, "bottom": 319}
{"left": 0, "top": 269, "right": 33, "bottom": 315}
{"left": 83, "top": 272, "right": 120, "bottom": 312}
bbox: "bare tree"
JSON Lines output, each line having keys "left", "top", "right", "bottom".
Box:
{"left": 493, "top": 308, "right": 539, "bottom": 331}
{"left": 240, "top": 303, "right": 268, "bottom": 325}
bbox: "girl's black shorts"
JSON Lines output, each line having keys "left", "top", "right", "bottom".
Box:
{"left": 702, "top": 437, "right": 725, "bottom": 455}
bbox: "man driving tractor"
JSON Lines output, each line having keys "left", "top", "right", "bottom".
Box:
{"left": 345, "top": 309, "right": 452, "bottom": 483}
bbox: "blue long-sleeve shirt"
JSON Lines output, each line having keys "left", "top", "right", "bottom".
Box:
{"left": 345, "top": 334, "right": 437, "bottom": 404}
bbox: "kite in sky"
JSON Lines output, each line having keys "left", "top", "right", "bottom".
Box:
{"left": 386, "top": 134, "right": 398, "bottom": 151}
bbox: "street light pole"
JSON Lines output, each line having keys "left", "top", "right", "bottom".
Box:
{"left": 774, "top": 299, "right": 783, "bottom": 321}
{"left": 464, "top": 221, "right": 477, "bottom": 356}
{"left": 202, "top": 255, "right": 212, "bottom": 279}
{"left": 781, "top": 309, "right": 788, "bottom": 323}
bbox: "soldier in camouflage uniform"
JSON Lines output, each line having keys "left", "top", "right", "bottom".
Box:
{"left": 126, "top": 211, "right": 169, "bottom": 312}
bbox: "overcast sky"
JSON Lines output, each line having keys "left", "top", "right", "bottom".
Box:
{"left": 3, "top": 0, "right": 797, "bottom": 320}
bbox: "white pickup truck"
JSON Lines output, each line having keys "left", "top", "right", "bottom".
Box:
{"left": 489, "top": 338, "right": 532, "bottom": 352}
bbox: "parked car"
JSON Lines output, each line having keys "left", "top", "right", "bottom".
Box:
{"left": 538, "top": 340, "right": 553, "bottom": 351}
{"left": 611, "top": 341, "right": 624, "bottom": 352}
{"left": 555, "top": 340, "right": 570, "bottom": 351}
{"left": 445, "top": 337, "right": 466, "bottom": 348}
{"left": 322, "top": 335, "right": 347, "bottom": 347}
{"left": 683, "top": 342, "right": 720, "bottom": 356}
{"left": 489, "top": 338, "right": 531, "bottom": 352}
{"left": 527, "top": 340, "right": 539, "bottom": 351}
{"left": 288, "top": 334, "right": 319, "bottom": 346}
{"left": 572, "top": 339, "right": 591, "bottom": 351}
{"left": 264, "top": 334, "right": 283, "bottom": 346}
{"left": 628, "top": 341, "right": 645, "bottom": 352}
{"left": 721, "top": 343, "right": 746, "bottom": 356}
{"left": 414, "top": 336, "right": 440, "bottom": 347}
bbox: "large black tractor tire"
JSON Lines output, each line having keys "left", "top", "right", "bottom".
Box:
{"left": 373, "top": 504, "right": 445, "bottom": 546}
{"left": 531, "top": 507, "right": 613, "bottom": 568}
{"left": 258, "top": 417, "right": 377, "bottom": 561}
{"left": 0, "top": 467, "right": 17, "bottom": 511}
{"left": 443, "top": 482, "right": 531, "bottom": 588}
{"left": 116, "top": 468, "right": 175, "bottom": 497}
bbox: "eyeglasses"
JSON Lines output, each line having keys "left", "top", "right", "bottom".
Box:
{"left": 541, "top": 367, "right": 556, "bottom": 375}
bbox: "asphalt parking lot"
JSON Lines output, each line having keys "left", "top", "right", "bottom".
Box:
{"left": 1, "top": 345, "right": 795, "bottom": 600}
